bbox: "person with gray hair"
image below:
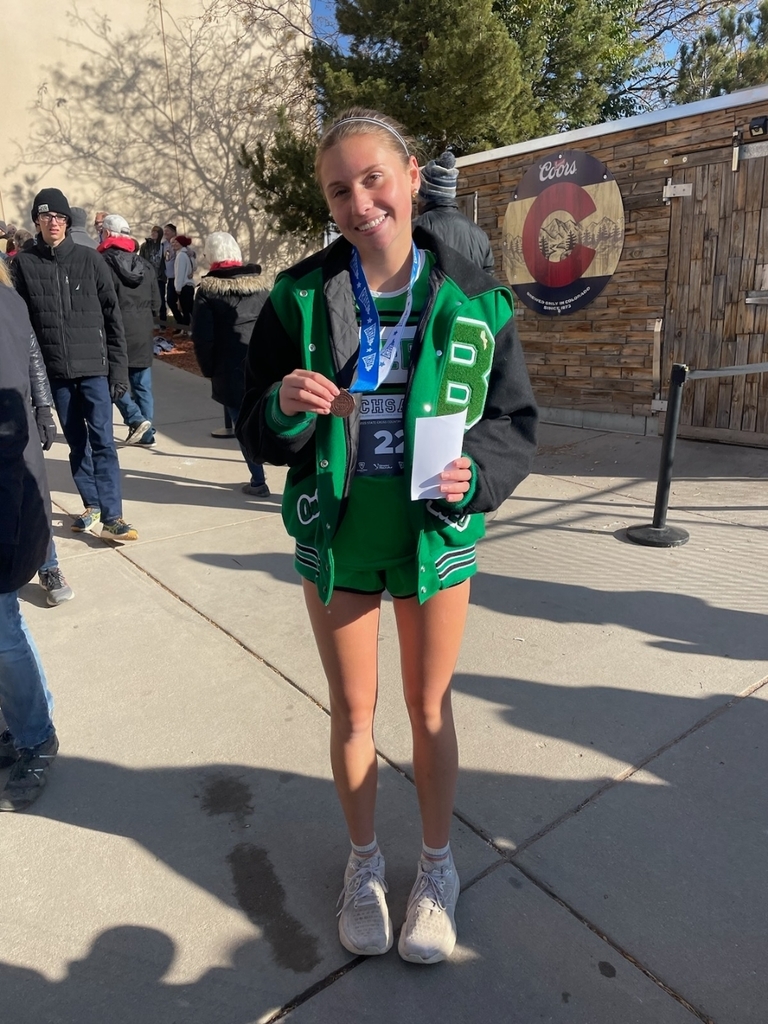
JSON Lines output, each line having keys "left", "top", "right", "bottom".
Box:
{"left": 191, "top": 232, "right": 270, "bottom": 496}
{"left": 414, "top": 150, "right": 495, "bottom": 275}
{"left": 98, "top": 214, "right": 161, "bottom": 446}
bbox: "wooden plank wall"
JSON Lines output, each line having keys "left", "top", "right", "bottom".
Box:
{"left": 458, "top": 99, "right": 768, "bottom": 421}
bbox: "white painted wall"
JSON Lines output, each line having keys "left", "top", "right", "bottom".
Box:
{"left": 0, "top": 0, "right": 311, "bottom": 273}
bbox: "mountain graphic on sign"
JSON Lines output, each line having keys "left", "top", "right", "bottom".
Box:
{"left": 539, "top": 216, "right": 579, "bottom": 261}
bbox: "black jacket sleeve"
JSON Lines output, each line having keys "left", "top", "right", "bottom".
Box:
{"left": 28, "top": 333, "right": 53, "bottom": 408}
{"left": 11, "top": 258, "right": 32, "bottom": 314}
{"left": 93, "top": 256, "right": 128, "bottom": 385}
{"left": 236, "top": 295, "right": 317, "bottom": 466}
{"left": 481, "top": 239, "right": 496, "bottom": 276}
{"left": 190, "top": 292, "right": 215, "bottom": 378}
{"left": 0, "top": 388, "right": 27, "bottom": 549}
{"left": 461, "top": 311, "right": 538, "bottom": 514}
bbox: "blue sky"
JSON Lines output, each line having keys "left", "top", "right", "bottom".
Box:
{"left": 310, "top": 0, "right": 337, "bottom": 38}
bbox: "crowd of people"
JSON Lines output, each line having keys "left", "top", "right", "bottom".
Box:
{"left": 0, "top": 114, "right": 537, "bottom": 967}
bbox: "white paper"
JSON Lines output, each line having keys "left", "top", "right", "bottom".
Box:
{"left": 410, "top": 409, "right": 468, "bottom": 500}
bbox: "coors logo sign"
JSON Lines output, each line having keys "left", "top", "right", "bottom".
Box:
{"left": 502, "top": 149, "right": 624, "bottom": 316}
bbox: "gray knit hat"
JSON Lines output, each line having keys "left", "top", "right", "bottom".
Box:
{"left": 418, "top": 151, "right": 459, "bottom": 201}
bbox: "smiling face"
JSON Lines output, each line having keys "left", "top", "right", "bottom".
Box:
{"left": 318, "top": 134, "right": 420, "bottom": 280}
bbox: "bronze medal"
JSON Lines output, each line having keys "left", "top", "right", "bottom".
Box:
{"left": 330, "top": 389, "right": 356, "bottom": 418}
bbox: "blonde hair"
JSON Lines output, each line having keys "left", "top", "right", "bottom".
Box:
{"left": 315, "top": 107, "right": 419, "bottom": 180}
{"left": 0, "top": 260, "right": 12, "bottom": 288}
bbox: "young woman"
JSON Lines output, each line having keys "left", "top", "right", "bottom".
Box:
{"left": 170, "top": 234, "right": 195, "bottom": 331}
{"left": 238, "top": 108, "right": 538, "bottom": 964}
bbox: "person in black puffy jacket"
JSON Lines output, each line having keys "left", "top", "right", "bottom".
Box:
{"left": 99, "top": 214, "right": 161, "bottom": 446}
{"left": 191, "top": 232, "right": 270, "bottom": 496}
{"left": 13, "top": 188, "right": 138, "bottom": 542}
{"left": 0, "top": 269, "right": 59, "bottom": 812}
{"left": 413, "top": 151, "right": 496, "bottom": 275}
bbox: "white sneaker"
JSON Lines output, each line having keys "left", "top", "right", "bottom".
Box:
{"left": 337, "top": 851, "right": 393, "bottom": 956}
{"left": 398, "top": 856, "right": 460, "bottom": 964}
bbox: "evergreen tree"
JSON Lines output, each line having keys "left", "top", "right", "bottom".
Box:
{"left": 671, "top": 2, "right": 768, "bottom": 102}
{"left": 492, "top": 0, "right": 643, "bottom": 133}
{"left": 241, "top": 0, "right": 646, "bottom": 239}
{"left": 312, "top": 0, "right": 525, "bottom": 155}
{"left": 239, "top": 108, "right": 331, "bottom": 245}
{"left": 245, "top": 0, "right": 763, "bottom": 239}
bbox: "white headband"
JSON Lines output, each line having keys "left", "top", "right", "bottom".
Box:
{"left": 329, "top": 117, "right": 410, "bottom": 156}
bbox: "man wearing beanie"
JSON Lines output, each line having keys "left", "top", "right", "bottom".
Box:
{"left": 12, "top": 187, "right": 139, "bottom": 542}
{"left": 414, "top": 151, "right": 496, "bottom": 275}
{"left": 69, "top": 206, "right": 98, "bottom": 249}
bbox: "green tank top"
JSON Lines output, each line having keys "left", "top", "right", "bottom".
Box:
{"left": 331, "top": 250, "right": 433, "bottom": 569}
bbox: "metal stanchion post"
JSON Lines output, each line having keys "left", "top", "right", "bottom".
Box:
{"left": 627, "top": 362, "right": 690, "bottom": 547}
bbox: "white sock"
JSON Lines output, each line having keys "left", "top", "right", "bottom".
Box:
{"left": 422, "top": 841, "right": 451, "bottom": 866}
{"left": 351, "top": 835, "right": 379, "bottom": 859}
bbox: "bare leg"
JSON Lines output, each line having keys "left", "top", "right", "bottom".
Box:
{"left": 393, "top": 581, "right": 470, "bottom": 848}
{"left": 302, "top": 580, "right": 383, "bottom": 846}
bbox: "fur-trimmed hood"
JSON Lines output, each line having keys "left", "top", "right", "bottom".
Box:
{"left": 198, "top": 264, "right": 264, "bottom": 297}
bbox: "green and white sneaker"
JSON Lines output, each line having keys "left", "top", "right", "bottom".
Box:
{"left": 101, "top": 517, "right": 139, "bottom": 542}
{"left": 71, "top": 507, "right": 101, "bottom": 532}
{"left": 398, "top": 856, "right": 460, "bottom": 964}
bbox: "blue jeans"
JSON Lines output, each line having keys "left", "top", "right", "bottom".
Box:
{"left": 226, "top": 405, "right": 265, "bottom": 486}
{"left": 51, "top": 376, "right": 122, "bottom": 522}
{"left": 0, "top": 592, "right": 54, "bottom": 750}
{"left": 39, "top": 537, "right": 58, "bottom": 574}
{"left": 115, "top": 367, "right": 155, "bottom": 442}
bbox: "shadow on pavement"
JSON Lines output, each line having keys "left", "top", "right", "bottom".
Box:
{"left": 2, "top": 706, "right": 765, "bottom": 1024}
{"left": 471, "top": 572, "right": 768, "bottom": 660}
{"left": 0, "top": 927, "right": 279, "bottom": 1024}
{"left": 188, "top": 549, "right": 298, "bottom": 585}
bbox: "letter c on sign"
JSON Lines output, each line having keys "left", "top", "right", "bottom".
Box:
{"left": 522, "top": 182, "right": 597, "bottom": 288}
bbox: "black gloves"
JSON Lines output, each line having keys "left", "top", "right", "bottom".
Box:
{"left": 35, "top": 406, "right": 56, "bottom": 450}
{"left": 110, "top": 381, "right": 128, "bottom": 402}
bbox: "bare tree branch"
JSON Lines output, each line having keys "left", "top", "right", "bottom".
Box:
{"left": 6, "top": 0, "right": 313, "bottom": 273}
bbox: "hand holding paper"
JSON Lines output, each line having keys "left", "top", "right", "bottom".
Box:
{"left": 410, "top": 409, "right": 468, "bottom": 500}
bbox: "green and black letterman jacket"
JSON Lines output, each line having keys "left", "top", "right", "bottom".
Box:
{"left": 238, "top": 228, "right": 538, "bottom": 605}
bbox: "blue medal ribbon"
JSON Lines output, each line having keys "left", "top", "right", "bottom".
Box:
{"left": 349, "top": 241, "right": 420, "bottom": 394}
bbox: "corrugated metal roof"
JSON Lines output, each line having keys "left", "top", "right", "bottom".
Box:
{"left": 455, "top": 83, "right": 768, "bottom": 168}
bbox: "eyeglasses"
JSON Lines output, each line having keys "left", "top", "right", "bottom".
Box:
{"left": 39, "top": 213, "right": 68, "bottom": 224}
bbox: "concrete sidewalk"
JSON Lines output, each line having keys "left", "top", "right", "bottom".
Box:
{"left": 1, "top": 359, "right": 766, "bottom": 1024}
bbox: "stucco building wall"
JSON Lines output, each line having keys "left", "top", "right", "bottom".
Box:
{"left": 0, "top": 0, "right": 310, "bottom": 277}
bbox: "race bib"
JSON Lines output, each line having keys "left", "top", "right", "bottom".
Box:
{"left": 356, "top": 394, "right": 405, "bottom": 477}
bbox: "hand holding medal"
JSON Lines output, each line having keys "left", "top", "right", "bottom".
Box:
{"left": 329, "top": 389, "right": 356, "bottom": 417}
{"left": 279, "top": 369, "right": 340, "bottom": 416}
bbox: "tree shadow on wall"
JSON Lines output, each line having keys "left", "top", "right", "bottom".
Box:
{"left": 5, "top": 0, "right": 312, "bottom": 271}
